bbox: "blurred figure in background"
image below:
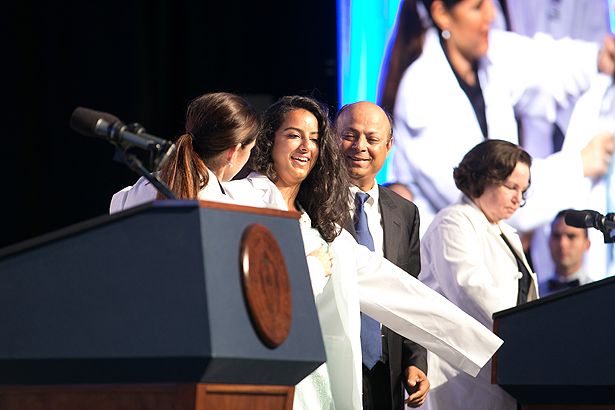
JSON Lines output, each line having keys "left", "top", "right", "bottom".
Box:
{"left": 499, "top": 0, "right": 610, "bottom": 157}
{"left": 492, "top": 0, "right": 614, "bottom": 283}
{"left": 556, "top": 71, "right": 615, "bottom": 279}
{"left": 382, "top": 181, "right": 415, "bottom": 202}
{"left": 539, "top": 210, "right": 592, "bottom": 296}
{"left": 379, "top": 0, "right": 615, "bottom": 240}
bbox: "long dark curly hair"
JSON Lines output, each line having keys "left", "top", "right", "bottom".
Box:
{"left": 250, "top": 95, "right": 351, "bottom": 242}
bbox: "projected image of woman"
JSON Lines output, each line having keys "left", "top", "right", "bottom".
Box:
{"left": 379, "top": 0, "right": 615, "bottom": 233}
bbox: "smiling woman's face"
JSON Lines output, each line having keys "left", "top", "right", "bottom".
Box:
{"left": 271, "top": 108, "right": 320, "bottom": 189}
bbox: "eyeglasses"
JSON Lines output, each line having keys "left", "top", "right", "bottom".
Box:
{"left": 501, "top": 183, "right": 527, "bottom": 207}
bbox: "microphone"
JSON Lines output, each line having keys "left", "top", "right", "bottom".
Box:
{"left": 564, "top": 210, "right": 615, "bottom": 232}
{"left": 70, "top": 107, "right": 175, "bottom": 169}
{"left": 125, "top": 122, "right": 176, "bottom": 170}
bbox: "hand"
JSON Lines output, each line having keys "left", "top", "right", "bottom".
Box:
{"left": 598, "top": 35, "right": 615, "bottom": 76}
{"left": 404, "top": 365, "right": 430, "bottom": 408}
{"left": 308, "top": 245, "right": 333, "bottom": 277}
{"left": 581, "top": 131, "right": 615, "bottom": 179}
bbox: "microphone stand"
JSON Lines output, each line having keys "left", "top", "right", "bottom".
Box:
{"left": 603, "top": 212, "right": 615, "bottom": 244}
{"left": 124, "top": 152, "right": 176, "bottom": 200}
{"left": 118, "top": 122, "right": 176, "bottom": 200}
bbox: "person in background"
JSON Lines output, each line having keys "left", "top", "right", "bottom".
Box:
{"left": 505, "top": 0, "right": 609, "bottom": 158}
{"left": 336, "top": 101, "right": 429, "bottom": 409}
{"left": 539, "top": 210, "right": 592, "bottom": 296}
{"left": 382, "top": 181, "right": 414, "bottom": 202}
{"left": 492, "top": 0, "right": 612, "bottom": 285}
{"left": 420, "top": 139, "right": 538, "bottom": 410}
{"left": 379, "top": 0, "right": 615, "bottom": 236}
{"left": 496, "top": 0, "right": 609, "bottom": 156}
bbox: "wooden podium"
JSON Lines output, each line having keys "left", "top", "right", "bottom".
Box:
{"left": 0, "top": 200, "right": 326, "bottom": 409}
{"left": 492, "top": 277, "right": 615, "bottom": 409}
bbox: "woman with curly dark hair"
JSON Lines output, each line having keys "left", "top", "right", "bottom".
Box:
{"left": 224, "top": 95, "right": 503, "bottom": 410}
{"left": 249, "top": 95, "right": 351, "bottom": 242}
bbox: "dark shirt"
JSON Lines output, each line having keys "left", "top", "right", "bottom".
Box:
{"left": 500, "top": 233, "right": 531, "bottom": 305}
{"left": 440, "top": 37, "right": 489, "bottom": 139}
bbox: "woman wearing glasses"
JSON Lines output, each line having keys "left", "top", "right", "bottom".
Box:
{"left": 419, "top": 139, "right": 538, "bottom": 410}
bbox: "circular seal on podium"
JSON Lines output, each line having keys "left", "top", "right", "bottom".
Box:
{"left": 240, "top": 224, "right": 292, "bottom": 348}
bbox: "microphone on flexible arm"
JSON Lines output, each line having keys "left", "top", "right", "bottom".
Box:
{"left": 564, "top": 210, "right": 615, "bottom": 242}
{"left": 69, "top": 106, "right": 176, "bottom": 199}
{"left": 69, "top": 107, "right": 176, "bottom": 171}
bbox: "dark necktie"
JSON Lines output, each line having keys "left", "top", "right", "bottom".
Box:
{"left": 355, "top": 192, "right": 381, "bottom": 369}
{"left": 547, "top": 278, "right": 580, "bottom": 292}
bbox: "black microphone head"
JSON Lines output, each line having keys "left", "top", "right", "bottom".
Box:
{"left": 564, "top": 209, "right": 600, "bottom": 229}
{"left": 70, "top": 107, "right": 120, "bottom": 138}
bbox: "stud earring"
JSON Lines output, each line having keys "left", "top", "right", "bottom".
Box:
{"left": 441, "top": 29, "right": 451, "bottom": 40}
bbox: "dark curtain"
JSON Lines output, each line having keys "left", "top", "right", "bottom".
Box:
{"left": 1, "top": 0, "right": 337, "bottom": 247}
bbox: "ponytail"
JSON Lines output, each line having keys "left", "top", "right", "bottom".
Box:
{"left": 156, "top": 133, "right": 209, "bottom": 199}
{"left": 155, "top": 92, "right": 259, "bottom": 200}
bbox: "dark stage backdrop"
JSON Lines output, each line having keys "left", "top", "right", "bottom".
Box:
{"left": 2, "top": 1, "right": 337, "bottom": 248}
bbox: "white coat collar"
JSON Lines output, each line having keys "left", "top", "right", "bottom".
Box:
{"left": 459, "top": 195, "right": 518, "bottom": 239}
{"left": 223, "top": 172, "right": 288, "bottom": 210}
{"left": 460, "top": 195, "right": 538, "bottom": 297}
{"left": 459, "top": 195, "right": 498, "bottom": 235}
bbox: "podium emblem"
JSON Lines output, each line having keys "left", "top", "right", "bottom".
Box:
{"left": 240, "top": 224, "right": 292, "bottom": 348}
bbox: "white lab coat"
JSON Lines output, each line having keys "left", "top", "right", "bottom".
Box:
{"left": 505, "top": 0, "right": 608, "bottom": 44}
{"left": 419, "top": 196, "right": 538, "bottom": 410}
{"left": 390, "top": 28, "right": 597, "bottom": 234}
{"left": 108, "top": 168, "right": 231, "bottom": 214}
{"left": 224, "top": 173, "right": 504, "bottom": 410}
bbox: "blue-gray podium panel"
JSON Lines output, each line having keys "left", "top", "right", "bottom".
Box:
{"left": 493, "top": 276, "right": 615, "bottom": 405}
{"left": 0, "top": 200, "right": 325, "bottom": 386}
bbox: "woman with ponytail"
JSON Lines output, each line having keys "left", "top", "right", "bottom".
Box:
{"left": 110, "top": 92, "right": 259, "bottom": 212}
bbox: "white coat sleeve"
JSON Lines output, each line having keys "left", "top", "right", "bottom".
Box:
{"left": 389, "top": 68, "right": 473, "bottom": 213}
{"left": 493, "top": 33, "right": 598, "bottom": 231}
{"left": 109, "top": 187, "right": 130, "bottom": 214}
{"left": 422, "top": 212, "right": 518, "bottom": 326}
{"left": 563, "top": 74, "right": 615, "bottom": 151}
{"left": 335, "top": 229, "right": 504, "bottom": 377}
{"left": 495, "top": 31, "right": 599, "bottom": 120}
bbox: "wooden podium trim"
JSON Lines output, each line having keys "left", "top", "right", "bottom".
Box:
{"left": 0, "top": 383, "right": 295, "bottom": 410}
{"left": 197, "top": 384, "right": 294, "bottom": 410}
